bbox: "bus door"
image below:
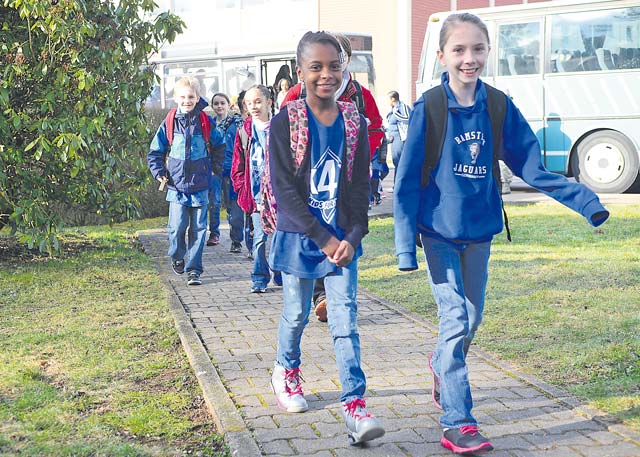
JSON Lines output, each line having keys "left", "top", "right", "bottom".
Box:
{"left": 492, "top": 20, "right": 548, "bottom": 166}
{"left": 260, "top": 58, "right": 297, "bottom": 89}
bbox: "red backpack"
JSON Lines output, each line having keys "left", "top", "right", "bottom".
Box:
{"left": 165, "top": 109, "right": 213, "bottom": 153}
{"left": 164, "top": 109, "right": 223, "bottom": 174}
{"left": 260, "top": 99, "right": 361, "bottom": 234}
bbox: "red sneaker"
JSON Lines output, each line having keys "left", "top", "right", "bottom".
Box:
{"left": 441, "top": 426, "right": 493, "bottom": 454}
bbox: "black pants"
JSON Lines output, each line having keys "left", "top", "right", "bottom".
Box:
{"left": 313, "top": 277, "right": 326, "bottom": 303}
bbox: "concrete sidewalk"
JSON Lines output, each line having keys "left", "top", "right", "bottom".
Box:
{"left": 138, "top": 183, "right": 639, "bottom": 456}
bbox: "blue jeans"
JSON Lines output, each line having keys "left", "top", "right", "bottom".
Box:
{"left": 422, "top": 236, "right": 491, "bottom": 429}
{"left": 221, "top": 176, "right": 244, "bottom": 243}
{"left": 391, "top": 137, "right": 405, "bottom": 170}
{"left": 208, "top": 175, "right": 222, "bottom": 237}
{"left": 250, "top": 211, "right": 271, "bottom": 287}
{"left": 276, "top": 260, "right": 365, "bottom": 403}
{"left": 167, "top": 202, "right": 208, "bottom": 274}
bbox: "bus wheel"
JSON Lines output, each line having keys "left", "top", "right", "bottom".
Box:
{"left": 571, "top": 130, "right": 640, "bottom": 193}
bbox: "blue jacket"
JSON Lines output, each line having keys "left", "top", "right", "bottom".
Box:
{"left": 147, "top": 97, "right": 223, "bottom": 194}
{"left": 394, "top": 73, "right": 609, "bottom": 271}
{"left": 386, "top": 100, "right": 411, "bottom": 138}
{"left": 214, "top": 114, "right": 244, "bottom": 175}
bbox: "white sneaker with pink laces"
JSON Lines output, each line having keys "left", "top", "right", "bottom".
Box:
{"left": 342, "top": 398, "right": 385, "bottom": 445}
{"left": 271, "top": 364, "right": 308, "bottom": 413}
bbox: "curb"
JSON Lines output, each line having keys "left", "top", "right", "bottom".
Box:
{"left": 144, "top": 236, "right": 262, "bottom": 457}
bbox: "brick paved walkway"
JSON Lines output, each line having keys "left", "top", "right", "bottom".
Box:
{"left": 138, "top": 188, "right": 639, "bottom": 456}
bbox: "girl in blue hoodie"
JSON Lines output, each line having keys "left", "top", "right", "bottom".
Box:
{"left": 393, "top": 13, "right": 609, "bottom": 455}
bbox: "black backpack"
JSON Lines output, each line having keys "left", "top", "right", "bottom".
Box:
{"left": 421, "top": 83, "right": 511, "bottom": 241}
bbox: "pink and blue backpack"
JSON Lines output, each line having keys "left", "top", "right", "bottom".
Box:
{"left": 260, "top": 99, "right": 361, "bottom": 234}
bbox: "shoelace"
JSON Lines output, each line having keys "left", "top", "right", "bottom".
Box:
{"left": 284, "top": 368, "right": 304, "bottom": 396}
{"left": 459, "top": 425, "right": 479, "bottom": 436}
{"left": 344, "top": 398, "right": 372, "bottom": 420}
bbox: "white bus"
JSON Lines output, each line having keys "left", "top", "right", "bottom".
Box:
{"left": 145, "top": 33, "right": 377, "bottom": 112}
{"left": 416, "top": 0, "right": 640, "bottom": 193}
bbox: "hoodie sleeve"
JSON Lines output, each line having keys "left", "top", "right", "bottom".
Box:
{"left": 280, "top": 83, "right": 302, "bottom": 109}
{"left": 147, "top": 121, "right": 169, "bottom": 180}
{"left": 502, "top": 100, "right": 609, "bottom": 227}
{"left": 341, "top": 116, "right": 371, "bottom": 248}
{"left": 394, "top": 96, "right": 427, "bottom": 270}
{"left": 208, "top": 114, "right": 225, "bottom": 175}
{"left": 362, "top": 86, "right": 384, "bottom": 158}
{"left": 231, "top": 124, "right": 247, "bottom": 193}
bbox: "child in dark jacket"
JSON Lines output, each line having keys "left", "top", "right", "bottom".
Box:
{"left": 393, "top": 13, "right": 609, "bottom": 455}
{"left": 208, "top": 92, "right": 246, "bottom": 252}
{"left": 147, "top": 76, "right": 223, "bottom": 286}
{"left": 267, "top": 31, "right": 385, "bottom": 446}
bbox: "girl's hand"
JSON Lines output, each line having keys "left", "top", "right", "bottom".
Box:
{"left": 330, "top": 240, "right": 354, "bottom": 267}
{"left": 321, "top": 236, "right": 340, "bottom": 259}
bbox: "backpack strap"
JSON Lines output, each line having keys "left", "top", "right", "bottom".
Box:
{"left": 165, "top": 108, "right": 177, "bottom": 145}
{"left": 421, "top": 86, "right": 447, "bottom": 188}
{"left": 336, "top": 100, "right": 361, "bottom": 182}
{"left": 422, "top": 83, "right": 511, "bottom": 241}
{"left": 484, "top": 83, "right": 511, "bottom": 241}
{"left": 349, "top": 80, "right": 366, "bottom": 117}
{"left": 199, "top": 111, "right": 211, "bottom": 146}
{"left": 165, "top": 109, "right": 212, "bottom": 151}
{"left": 287, "top": 99, "right": 309, "bottom": 169}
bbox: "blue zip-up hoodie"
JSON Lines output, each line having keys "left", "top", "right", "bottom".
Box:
{"left": 214, "top": 114, "right": 244, "bottom": 176}
{"left": 147, "top": 97, "right": 223, "bottom": 194}
{"left": 394, "top": 73, "right": 609, "bottom": 271}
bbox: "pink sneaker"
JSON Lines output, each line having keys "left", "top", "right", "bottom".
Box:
{"left": 270, "top": 364, "right": 308, "bottom": 413}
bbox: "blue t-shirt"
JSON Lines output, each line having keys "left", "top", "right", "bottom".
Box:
{"left": 270, "top": 108, "right": 361, "bottom": 278}
{"left": 250, "top": 122, "right": 269, "bottom": 205}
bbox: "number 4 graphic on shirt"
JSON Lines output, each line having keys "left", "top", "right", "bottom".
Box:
{"left": 310, "top": 160, "right": 338, "bottom": 198}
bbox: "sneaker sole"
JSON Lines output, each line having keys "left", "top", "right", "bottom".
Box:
{"left": 270, "top": 381, "right": 308, "bottom": 413}
{"left": 188, "top": 281, "right": 202, "bottom": 286}
{"left": 440, "top": 436, "right": 493, "bottom": 454}
{"left": 347, "top": 426, "right": 385, "bottom": 445}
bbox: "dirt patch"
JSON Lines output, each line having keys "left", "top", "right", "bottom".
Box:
{"left": 0, "top": 235, "right": 105, "bottom": 264}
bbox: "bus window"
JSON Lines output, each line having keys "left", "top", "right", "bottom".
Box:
{"left": 497, "top": 22, "right": 540, "bottom": 76}
{"left": 224, "top": 60, "right": 258, "bottom": 97}
{"left": 159, "top": 61, "right": 221, "bottom": 108}
{"left": 349, "top": 53, "right": 376, "bottom": 93}
{"left": 550, "top": 7, "right": 640, "bottom": 73}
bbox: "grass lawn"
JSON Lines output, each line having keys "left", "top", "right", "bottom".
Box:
{"left": 360, "top": 202, "right": 640, "bottom": 430}
{"left": 0, "top": 218, "right": 230, "bottom": 456}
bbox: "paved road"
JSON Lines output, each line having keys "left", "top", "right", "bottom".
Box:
{"left": 138, "top": 175, "right": 639, "bottom": 456}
